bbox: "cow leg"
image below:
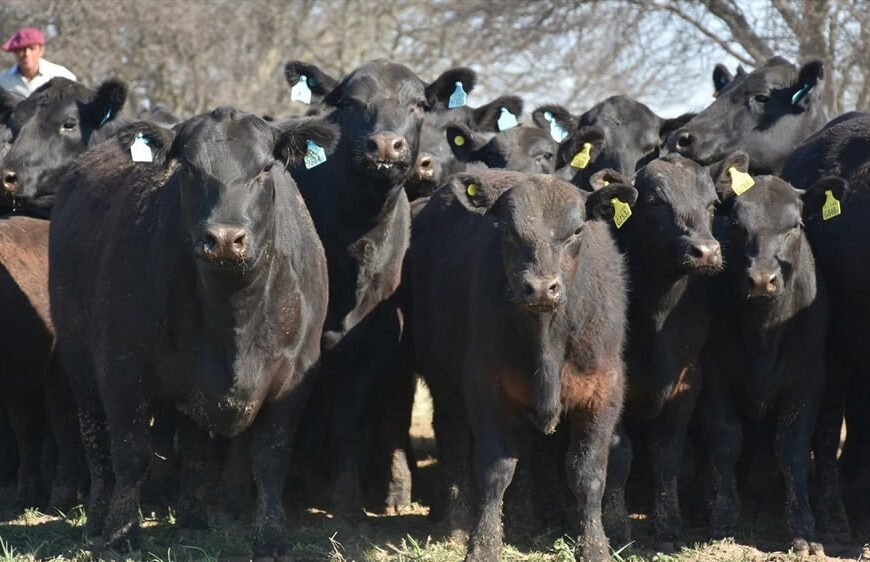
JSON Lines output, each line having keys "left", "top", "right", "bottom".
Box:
{"left": 602, "top": 423, "right": 631, "bottom": 548}
{"left": 6, "top": 395, "right": 46, "bottom": 509}
{"left": 776, "top": 393, "right": 822, "bottom": 556}
{"left": 45, "top": 354, "right": 86, "bottom": 511}
{"left": 175, "top": 415, "right": 218, "bottom": 540}
{"left": 0, "top": 407, "right": 18, "bottom": 486}
{"left": 812, "top": 347, "right": 851, "bottom": 543}
{"left": 381, "top": 369, "right": 416, "bottom": 515}
{"left": 430, "top": 382, "right": 473, "bottom": 540}
{"left": 142, "top": 412, "right": 178, "bottom": 515}
{"left": 464, "top": 404, "right": 516, "bottom": 562}
{"left": 503, "top": 423, "right": 538, "bottom": 539}
{"left": 566, "top": 405, "right": 619, "bottom": 562}
{"left": 251, "top": 387, "right": 310, "bottom": 561}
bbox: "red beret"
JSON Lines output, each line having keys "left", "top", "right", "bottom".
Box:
{"left": 2, "top": 27, "right": 45, "bottom": 52}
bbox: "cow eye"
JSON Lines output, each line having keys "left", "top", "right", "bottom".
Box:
{"left": 539, "top": 152, "right": 554, "bottom": 161}
{"left": 414, "top": 100, "right": 429, "bottom": 111}
{"left": 754, "top": 94, "right": 770, "bottom": 103}
{"left": 60, "top": 120, "right": 77, "bottom": 131}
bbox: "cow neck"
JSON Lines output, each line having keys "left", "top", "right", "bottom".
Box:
{"left": 338, "top": 161, "right": 406, "bottom": 234}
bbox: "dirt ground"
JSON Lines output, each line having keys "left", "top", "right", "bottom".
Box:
{"left": 0, "top": 383, "right": 867, "bottom": 562}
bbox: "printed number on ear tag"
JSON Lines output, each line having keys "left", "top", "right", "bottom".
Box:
{"left": 728, "top": 167, "right": 754, "bottom": 196}
{"left": 304, "top": 140, "right": 327, "bottom": 169}
{"left": 612, "top": 198, "right": 632, "bottom": 229}
{"left": 570, "top": 142, "right": 592, "bottom": 169}
{"left": 130, "top": 133, "right": 152, "bottom": 163}
{"left": 497, "top": 107, "right": 518, "bottom": 131}
{"left": 291, "top": 75, "right": 312, "bottom": 105}
{"left": 466, "top": 183, "right": 478, "bottom": 197}
{"left": 448, "top": 81, "right": 467, "bottom": 109}
{"left": 822, "top": 189, "right": 841, "bottom": 221}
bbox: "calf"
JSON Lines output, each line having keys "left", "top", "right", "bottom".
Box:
{"left": 0, "top": 77, "right": 127, "bottom": 214}
{"left": 49, "top": 111, "right": 336, "bottom": 559}
{"left": 668, "top": 57, "right": 827, "bottom": 174}
{"left": 445, "top": 123, "right": 559, "bottom": 175}
{"left": 595, "top": 157, "right": 721, "bottom": 550}
{"left": 411, "top": 170, "right": 635, "bottom": 561}
{"left": 699, "top": 152, "right": 845, "bottom": 555}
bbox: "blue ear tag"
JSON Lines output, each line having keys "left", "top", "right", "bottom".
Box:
{"left": 497, "top": 107, "right": 518, "bottom": 131}
{"left": 99, "top": 108, "right": 112, "bottom": 127}
{"left": 291, "top": 75, "right": 313, "bottom": 105}
{"left": 543, "top": 111, "right": 568, "bottom": 142}
{"left": 130, "top": 133, "right": 152, "bottom": 163}
{"left": 304, "top": 139, "right": 326, "bottom": 169}
{"left": 448, "top": 81, "right": 467, "bottom": 109}
{"left": 791, "top": 83, "right": 812, "bottom": 106}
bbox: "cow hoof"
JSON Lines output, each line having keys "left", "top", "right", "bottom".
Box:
{"left": 792, "top": 538, "right": 810, "bottom": 556}
{"left": 332, "top": 507, "right": 366, "bottom": 524}
{"left": 654, "top": 541, "right": 684, "bottom": 554}
{"left": 102, "top": 548, "right": 141, "bottom": 562}
{"left": 177, "top": 527, "right": 209, "bottom": 544}
{"left": 809, "top": 541, "right": 824, "bottom": 556}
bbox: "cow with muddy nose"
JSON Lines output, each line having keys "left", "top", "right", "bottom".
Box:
{"left": 49, "top": 109, "right": 337, "bottom": 560}
{"left": 411, "top": 169, "right": 636, "bottom": 562}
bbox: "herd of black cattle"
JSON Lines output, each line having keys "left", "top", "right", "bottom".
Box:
{"left": 0, "top": 54, "right": 868, "bottom": 561}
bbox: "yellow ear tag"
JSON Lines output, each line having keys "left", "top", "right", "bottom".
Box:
{"left": 453, "top": 135, "right": 465, "bottom": 147}
{"left": 602, "top": 180, "right": 610, "bottom": 186}
{"left": 612, "top": 198, "right": 632, "bottom": 229}
{"left": 728, "top": 167, "right": 754, "bottom": 196}
{"left": 570, "top": 142, "right": 592, "bottom": 169}
{"left": 466, "top": 183, "right": 478, "bottom": 197}
{"left": 822, "top": 189, "right": 841, "bottom": 221}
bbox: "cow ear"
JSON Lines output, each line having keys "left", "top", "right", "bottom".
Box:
{"left": 659, "top": 113, "right": 695, "bottom": 141}
{"left": 426, "top": 67, "right": 476, "bottom": 109}
{"left": 585, "top": 182, "right": 638, "bottom": 222}
{"left": 273, "top": 117, "right": 340, "bottom": 168}
{"left": 284, "top": 61, "right": 338, "bottom": 98}
{"left": 589, "top": 168, "right": 632, "bottom": 190}
{"left": 448, "top": 172, "right": 500, "bottom": 214}
{"left": 798, "top": 176, "right": 849, "bottom": 220}
{"left": 471, "top": 96, "right": 523, "bottom": 132}
{"left": 791, "top": 60, "right": 824, "bottom": 108}
{"left": 0, "top": 88, "right": 23, "bottom": 126}
{"left": 531, "top": 104, "right": 578, "bottom": 139}
{"left": 446, "top": 123, "right": 486, "bottom": 163}
{"left": 556, "top": 126, "right": 605, "bottom": 170}
{"left": 710, "top": 151, "right": 751, "bottom": 200}
{"left": 118, "top": 122, "right": 176, "bottom": 166}
{"left": 88, "top": 79, "right": 127, "bottom": 129}
{"left": 712, "top": 64, "right": 733, "bottom": 97}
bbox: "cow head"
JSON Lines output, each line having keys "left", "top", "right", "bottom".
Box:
{"left": 445, "top": 123, "right": 558, "bottom": 175}
{"left": 595, "top": 156, "right": 721, "bottom": 275}
{"left": 0, "top": 77, "right": 127, "bottom": 208}
{"left": 125, "top": 109, "right": 338, "bottom": 277}
{"left": 449, "top": 170, "right": 636, "bottom": 313}
{"left": 669, "top": 57, "right": 826, "bottom": 174}
{"left": 712, "top": 151, "right": 847, "bottom": 299}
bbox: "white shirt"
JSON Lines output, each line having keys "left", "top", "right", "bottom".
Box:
{"left": 0, "top": 58, "right": 77, "bottom": 97}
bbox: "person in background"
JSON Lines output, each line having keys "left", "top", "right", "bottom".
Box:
{"left": 0, "top": 27, "right": 76, "bottom": 97}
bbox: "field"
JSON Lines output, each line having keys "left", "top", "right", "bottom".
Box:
{"left": 0, "top": 384, "right": 867, "bottom": 562}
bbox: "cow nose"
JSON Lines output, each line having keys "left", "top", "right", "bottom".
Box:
{"left": 201, "top": 225, "right": 249, "bottom": 261}
{"left": 747, "top": 270, "right": 778, "bottom": 297}
{"left": 413, "top": 153, "right": 435, "bottom": 179}
{"left": 688, "top": 239, "right": 722, "bottom": 268}
{"left": 674, "top": 131, "right": 694, "bottom": 153}
{"left": 367, "top": 133, "right": 407, "bottom": 162}
{"left": 522, "top": 275, "right": 563, "bottom": 310}
{"left": 2, "top": 168, "right": 18, "bottom": 193}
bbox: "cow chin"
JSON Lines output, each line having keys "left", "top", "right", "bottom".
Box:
{"left": 360, "top": 155, "right": 411, "bottom": 184}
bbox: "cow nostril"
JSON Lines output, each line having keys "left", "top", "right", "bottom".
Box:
{"left": 523, "top": 282, "right": 535, "bottom": 297}
{"left": 547, "top": 280, "right": 561, "bottom": 298}
{"left": 2, "top": 169, "right": 17, "bottom": 191}
{"left": 367, "top": 139, "right": 378, "bottom": 152}
{"left": 203, "top": 232, "right": 218, "bottom": 252}
{"left": 392, "top": 138, "right": 404, "bottom": 152}
{"left": 232, "top": 231, "right": 247, "bottom": 250}
{"left": 676, "top": 132, "right": 693, "bottom": 150}
{"left": 419, "top": 156, "right": 432, "bottom": 169}
{"left": 689, "top": 244, "right": 705, "bottom": 259}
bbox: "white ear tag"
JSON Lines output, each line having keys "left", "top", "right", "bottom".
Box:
{"left": 497, "top": 107, "right": 518, "bottom": 131}
{"left": 130, "top": 133, "right": 152, "bottom": 163}
{"left": 291, "top": 75, "right": 313, "bottom": 105}
{"left": 544, "top": 111, "right": 568, "bottom": 142}
{"left": 448, "top": 81, "right": 467, "bottom": 109}
{"left": 304, "top": 140, "right": 327, "bottom": 169}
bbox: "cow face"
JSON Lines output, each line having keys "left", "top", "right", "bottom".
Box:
{"left": 578, "top": 96, "right": 664, "bottom": 175}
{"left": 599, "top": 156, "right": 721, "bottom": 274}
{"left": 129, "top": 109, "right": 338, "bottom": 276}
{"left": 713, "top": 152, "right": 847, "bottom": 299}
{"left": 0, "top": 78, "right": 126, "bottom": 207}
{"left": 446, "top": 124, "right": 558, "bottom": 175}
{"left": 450, "top": 171, "right": 636, "bottom": 312}
{"left": 669, "top": 57, "right": 826, "bottom": 173}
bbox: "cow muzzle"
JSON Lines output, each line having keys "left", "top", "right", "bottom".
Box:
{"left": 198, "top": 224, "right": 250, "bottom": 264}
{"left": 521, "top": 274, "right": 563, "bottom": 312}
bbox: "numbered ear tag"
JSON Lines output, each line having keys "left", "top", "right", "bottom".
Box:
{"left": 728, "top": 167, "right": 754, "bottom": 195}
{"left": 497, "top": 107, "right": 518, "bottom": 131}
{"left": 304, "top": 140, "right": 326, "bottom": 169}
{"left": 612, "top": 198, "right": 632, "bottom": 229}
{"left": 570, "top": 142, "right": 592, "bottom": 169}
{"left": 453, "top": 135, "right": 465, "bottom": 147}
{"left": 448, "top": 81, "right": 467, "bottom": 109}
{"left": 130, "top": 133, "right": 152, "bottom": 163}
{"left": 466, "top": 182, "right": 478, "bottom": 196}
{"left": 291, "top": 75, "right": 313, "bottom": 105}
{"left": 822, "top": 189, "right": 841, "bottom": 221}
{"left": 544, "top": 111, "right": 568, "bottom": 142}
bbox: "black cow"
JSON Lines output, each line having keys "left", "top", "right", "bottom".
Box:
{"left": 0, "top": 77, "right": 127, "bottom": 213}
{"left": 444, "top": 123, "right": 559, "bottom": 175}
{"left": 290, "top": 59, "right": 478, "bottom": 518}
{"left": 49, "top": 111, "right": 336, "bottom": 559}
{"left": 699, "top": 152, "right": 846, "bottom": 555}
{"left": 781, "top": 113, "right": 870, "bottom": 540}
{"left": 411, "top": 170, "right": 635, "bottom": 561}
{"left": 668, "top": 57, "right": 827, "bottom": 174}
{"left": 594, "top": 157, "right": 721, "bottom": 550}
